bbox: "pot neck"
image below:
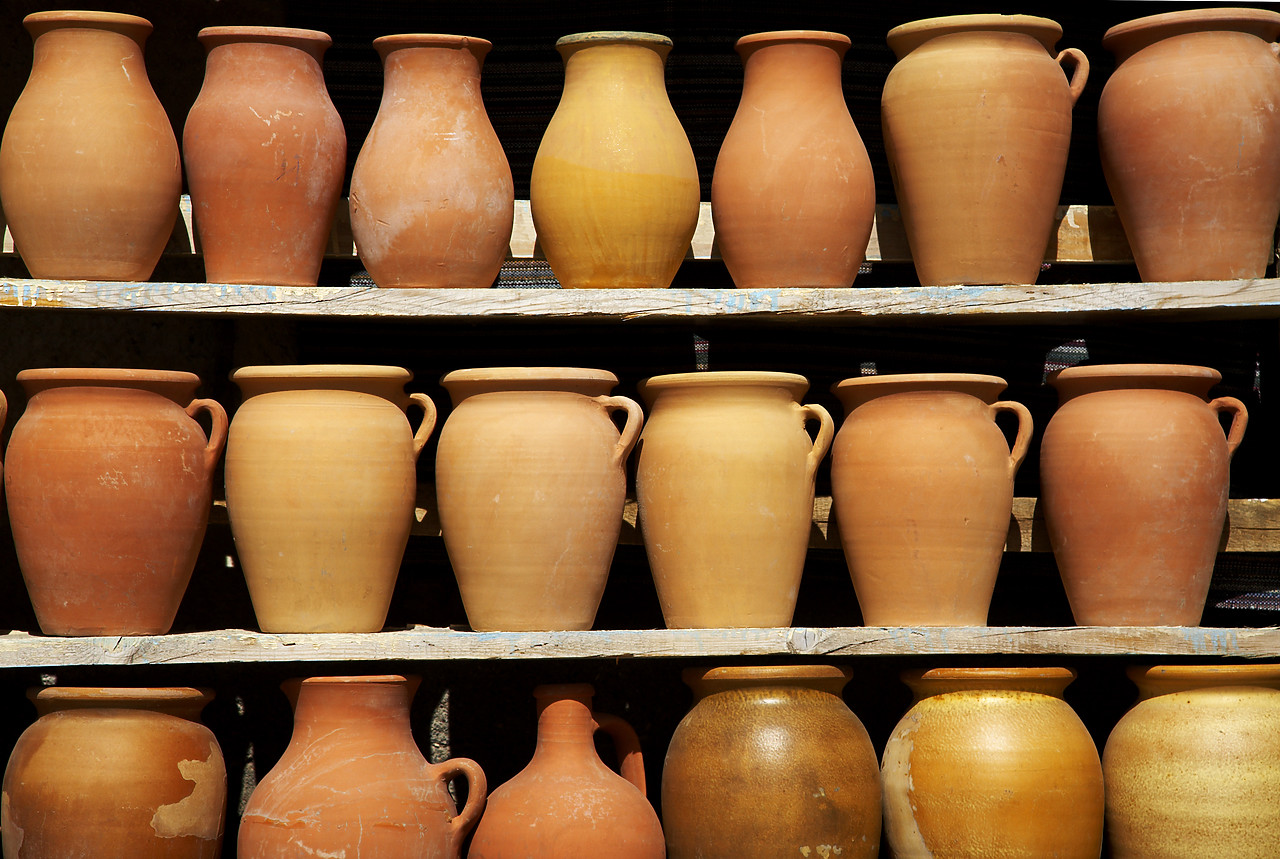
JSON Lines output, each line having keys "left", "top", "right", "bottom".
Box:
{"left": 290, "top": 675, "right": 418, "bottom": 746}
{"left": 377, "top": 35, "right": 488, "bottom": 90}
{"left": 887, "top": 14, "right": 1061, "bottom": 59}
{"left": 1049, "top": 364, "right": 1219, "bottom": 404}
{"left": 1104, "top": 9, "right": 1280, "bottom": 62}
{"left": 558, "top": 35, "right": 671, "bottom": 97}
{"left": 1130, "top": 665, "right": 1280, "bottom": 701}
{"left": 739, "top": 35, "right": 847, "bottom": 96}
{"left": 29, "top": 19, "right": 150, "bottom": 78}
{"left": 683, "top": 665, "right": 851, "bottom": 702}
{"left": 531, "top": 684, "right": 600, "bottom": 760}
{"left": 832, "top": 374, "right": 1006, "bottom": 413}
{"left": 201, "top": 30, "right": 328, "bottom": 78}
{"left": 18, "top": 369, "right": 200, "bottom": 405}
{"left": 232, "top": 365, "right": 413, "bottom": 405}
{"left": 32, "top": 686, "right": 212, "bottom": 721}
{"left": 903, "top": 667, "right": 1074, "bottom": 703}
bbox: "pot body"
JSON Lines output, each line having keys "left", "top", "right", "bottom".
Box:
{"left": 1040, "top": 364, "right": 1247, "bottom": 625}
{"left": 350, "top": 35, "right": 514, "bottom": 288}
{"left": 184, "top": 27, "right": 346, "bottom": 286}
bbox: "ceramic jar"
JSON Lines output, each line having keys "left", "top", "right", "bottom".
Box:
{"left": 225, "top": 365, "right": 437, "bottom": 633}
{"left": 5, "top": 369, "right": 227, "bottom": 636}
{"left": 663, "top": 665, "right": 881, "bottom": 858}
{"left": 531, "top": 31, "right": 700, "bottom": 288}
{"left": 2, "top": 687, "right": 226, "bottom": 859}
{"left": 1099, "top": 9, "right": 1280, "bottom": 282}
{"left": 881, "top": 15, "right": 1088, "bottom": 286}
{"left": 830, "top": 374, "right": 1032, "bottom": 626}
{"left": 0, "top": 11, "right": 181, "bottom": 281}
{"left": 436, "top": 368, "right": 643, "bottom": 631}
{"left": 711, "top": 31, "right": 875, "bottom": 289}
{"left": 882, "top": 667, "right": 1104, "bottom": 858}
{"left": 184, "top": 26, "right": 346, "bottom": 286}
{"left": 239, "top": 675, "right": 486, "bottom": 858}
{"left": 1041, "top": 364, "right": 1247, "bottom": 625}
{"left": 469, "top": 684, "right": 664, "bottom": 858}
{"left": 635, "top": 372, "right": 833, "bottom": 628}
{"left": 350, "top": 34, "right": 514, "bottom": 288}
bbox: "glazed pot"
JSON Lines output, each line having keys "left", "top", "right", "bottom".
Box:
{"left": 350, "top": 34, "right": 514, "bottom": 288}
{"left": 635, "top": 371, "right": 833, "bottom": 628}
{"left": 184, "top": 26, "right": 346, "bottom": 286}
{"left": 1099, "top": 9, "right": 1280, "bottom": 282}
{"left": 0, "top": 11, "right": 181, "bottom": 281}
{"left": 2, "top": 687, "right": 226, "bottom": 859}
{"left": 882, "top": 667, "right": 1104, "bottom": 858}
{"left": 239, "top": 675, "right": 486, "bottom": 858}
{"left": 5, "top": 369, "right": 227, "bottom": 636}
{"left": 1040, "top": 364, "right": 1247, "bottom": 625}
{"left": 881, "top": 14, "right": 1088, "bottom": 286}
{"left": 469, "top": 684, "right": 663, "bottom": 858}
{"left": 830, "top": 374, "right": 1032, "bottom": 626}
{"left": 711, "top": 31, "right": 875, "bottom": 289}
{"left": 531, "top": 31, "right": 700, "bottom": 288}
{"left": 225, "top": 365, "right": 437, "bottom": 633}
{"left": 436, "top": 368, "right": 643, "bottom": 631}
{"left": 663, "top": 665, "right": 881, "bottom": 858}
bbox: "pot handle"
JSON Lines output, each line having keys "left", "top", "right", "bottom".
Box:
{"left": 185, "top": 398, "right": 229, "bottom": 476}
{"left": 1209, "top": 396, "right": 1249, "bottom": 459}
{"left": 1055, "top": 47, "right": 1089, "bottom": 104}
{"left": 593, "top": 710, "right": 648, "bottom": 796}
{"left": 438, "top": 756, "right": 488, "bottom": 842}
{"left": 990, "top": 400, "right": 1034, "bottom": 477}
{"left": 593, "top": 395, "right": 645, "bottom": 467}
{"left": 798, "top": 403, "right": 835, "bottom": 479}
{"left": 408, "top": 392, "right": 439, "bottom": 460}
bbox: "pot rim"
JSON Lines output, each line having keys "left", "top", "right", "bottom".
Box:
{"left": 833, "top": 372, "right": 1007, "bottom": 395}
{"left": 683, "top": 664, "right": 852, "bottom": 698}
{"left": 32, "top": 686, "right": 214, "bottom": 718}
{"left": 1047, "top": 363, "right": 1221, "bottom": 395}
{"left": 1129, "top": 664, "right": 1280, "bottom": 698}
{"left": 373, "top": 33, "right": 492, "bottom": 60}
{"left": 17, "top": 368, "right": 203, "bottom": 401}
{"left": 557, "top": 30, "right": 673, "bottom": 49}
{"left": 197, "top": 25, "right": 332, "bottom": 52}
{"left": 441, "top": 366, "right": 617, "bottom": 386}
{"left": 903, "top": 666, "right": 1076, "bottom": 699}
{"left": 1103, "top": 7, "right": 1280, "bottom": 60}
{"left": 297, "top": 674, "right": 411, "bottom": 686}
{"left": 639, "top": 370, "right": 809, "bottom": 400}
{"left": 232, "top": 364, "right": 413, "bottom": 383}
{"left": 23, "top": 10, "right": 153, "bottom": 40}
{"left": 886, "top": 14, "right": 1062, "bottom": 59}
{"left": 735, "top": 30, "right": 852, "bottom": 55}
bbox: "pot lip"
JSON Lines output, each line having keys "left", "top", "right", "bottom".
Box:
{"left": 639, "top": 370, "right": 810, "bottom": 400}
{"left": 32, "top": 686, "right": 214, "bottom": 716}
{"left": 1047, "top": 363, "right": 1221, "bottom": 388}
{"left": 440, "top": 366, "right": 619, "bottom": 387}
{"left": 232, "top": 364, "right": 413, "bottom": 383}
{"left": 556, "top": 30, "right": 673, "bottom": 59}
{"left": 198, "top": 25, "right": 332, "bottom": 49}
{"left": 1129, "top": 664, "right": 1280, "bottom": 696}
{"left": 735, "top": 30, "right": 852, "bottom": 53}
{"left": 297, "top": 674, "right": 410, "bottom": 686}
{"left": 682, "top": 664, "right": 852, "bottom": 696}
{"left": 832, "top": 372, "right": 1007, "bottom": 395}
{"left": 1103, "top": 7, "right": 1280, "bottom": 59}
{"left": 886, "top": 14, "right": 1062, "bottom": 58}
{"left": 23, "top": 10, "right": 153, "bottom": 38}
{"left": 17, "top": 367, "right": 201, "bottom": 386}
{"left": 373, "top": 33, "right": 493, "bottom": 58}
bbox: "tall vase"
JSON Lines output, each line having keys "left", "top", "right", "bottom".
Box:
{"left": 711, "top": 30, "right": 875, "bottom": 289}
{"left": 881, "top": 14, "right": 1088, "bottom": 286}
{"left": 4, "top": 369, "right": 227, "bottom": 636}
{"left": 184, "top": 26, "right": 346, "bottom": 287}
{"left": 531, "top": 31, "right": 700, "bottom": 289}
{"left": 224, "top": 365, "right": 437, "bottom": 633}
{"left": 0, "top": 11, "right": 181, "bottom": 281}
{"left": 349, "top": 34, "right": 514, "bottom": 288}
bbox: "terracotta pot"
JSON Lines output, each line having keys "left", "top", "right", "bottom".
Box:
{"left": 881, "top": 14, "right": 1088, "bottom": 286}
{"left": 663, "top": 665, "right": 880, "bottom": 858}
{"left": 5, "top": 369, "right": 227, "bottom": 636}
{"left": 882, "top": 667, "right": 1104, "bottom": 858}
{"left": 469, "top": 683, "right": 663, "bottom": 858}
{"left": 225, "top": 365, "right": 437, "bottom": 633}
{"left": 635, "top": 371, "right": 833, "bottom": 628}
{"left": 1103, "top": 664, "right": 1280, "bottom": 858}
{"left": 830, "top": 374, "right": 1032, "bottom": 626}
{"left": 436, "top": 368, "right": 643, "bottom": 631}
{"left": 1041, "top": 364, "right": 1247, "bottom": 625}
{"left": 1099, "top": 9, "right": 1280, "bottom": 282}
{"left": 711, "top": 31, "right": 875, "bottom": 289}
{"left": 0, "top": 11, "right": 181, "bottom": 281}
{"left": 531, "top": 31, "right": 700, "bottom": 289}
{"left": 184, "top": 26, "right": 346, "bottom": 287}
{"left": 239, "top": 675, "right": 485, "bottom": 858}
{"left": 2, "top": 686, "right": 226, "bottom": 858}
{"left": 350, "top": 34, "right": 514, "bottom": 288}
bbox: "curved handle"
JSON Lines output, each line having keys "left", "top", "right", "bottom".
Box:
{"left": 408, "top": 392, "right": 439, "bottom": 460}
{"left": 593, "top": 395, "right": 644, "bottom": 467}
{"left": 797, "top": 403, "right": 835, "bottom": 480}
{"left": 185, "top": 398, "right": 229, "bottom": 476}
{"left": 593, "top": 710, "right": 647, "bottom": 797}
{"left": 990, "top": 400, "right": 1034, "bottom": 477}
{"left": 1209, "top": 396, "right": 1249, "bottom": 459}
{"left": 1056, "top": 47, "right": 1089, "bottom": 104}
{"left": 439, "top": 756, "right": 488, "bottom": 843}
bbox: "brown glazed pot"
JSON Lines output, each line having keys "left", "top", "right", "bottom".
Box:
{"left": 1099, "top": 8, "right": 1280, "bottom": 282}
{"left": 881, "top": 14, "right": 1088, "bottom": 286}
{"left": 239, "top": 675, "right": 486, "bottom": 858}
{"left": 1103, "top": 664, "right": 1280, "bottom": 858}
{"left": 5, "top": 369, "right": 227, "bottom": 636}
{"left": 184, "top": 26, "right": 346, "bottom": 286}
{"left": 436, "top": 368, "right": 643, "bottom": 631}
{"left": 1041, "top": 364, "right": 1247, "bottom": 625}
{"left": 2, "top": 687, "right": 226, "bottom": 859}
{"left": 349, "top": 34, "right": 514, "bottom": 287}
{"left": 711, "top": 30, "right": 875, "bottom": 288}
{"left": 469, "top": 684, "right": 663, "bottom": 858}
{"left": 0, "top": 11, "right": 181, "bottom": 281}
{"left": 882, "top": 667, "right": 1104, "bottom": 858}
{"left": 662, "top": 665, "right": 881, "bottom": 858}
{"left": 830, "top": 374, "right": 1032, "bottom": 626}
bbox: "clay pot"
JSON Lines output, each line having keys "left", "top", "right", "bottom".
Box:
{"left": 635, "top": 371, "right": 833, "bottom": 628}
{"left": 184, "top": 26, "right": 346, "bottom": 287}
{"left": 531, "top": 31, "right": 700, "bottom": 289}
{"left": 663, "top": 665, "right": 880, "bottom": 858}
{"left": 882, "top": 667, "right": 1104, "bottom": 858}
{"left": 469, "top": 683, "right": 663, "bottom": 858}
{"left": 1041, "top": 364, "right": 1247, "bottom": 625}
{"left": 2, "top": 686, "right": 226, "bottom": 858}
{"left": 711, "top": 31, "right": 875, "bottom": 289}
{"left": 239, "top": 675, "right": 486, "bottom": 858}
{"left": 830, "top": 374, "right": 1032, "bottom": 626}
{"left": 5, "top": 369, "right": 227, "bottom": 636}
{"left": 0, "top": 11, "right": 181, "bottom": 281}
{"left": 225, "top": 365, "right": 437, "bottom": 633}
{"left": 349, "top": 34, "right": 514, "bottom": 288}
{"left": 1103, "top": 664, "right": 1280, "bottom": 858}
{"left": 436, "top": 368, "right": 643, "bottom": 631}
{"left": 881, "top": 15, "right": 1088, "bottom": 286}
